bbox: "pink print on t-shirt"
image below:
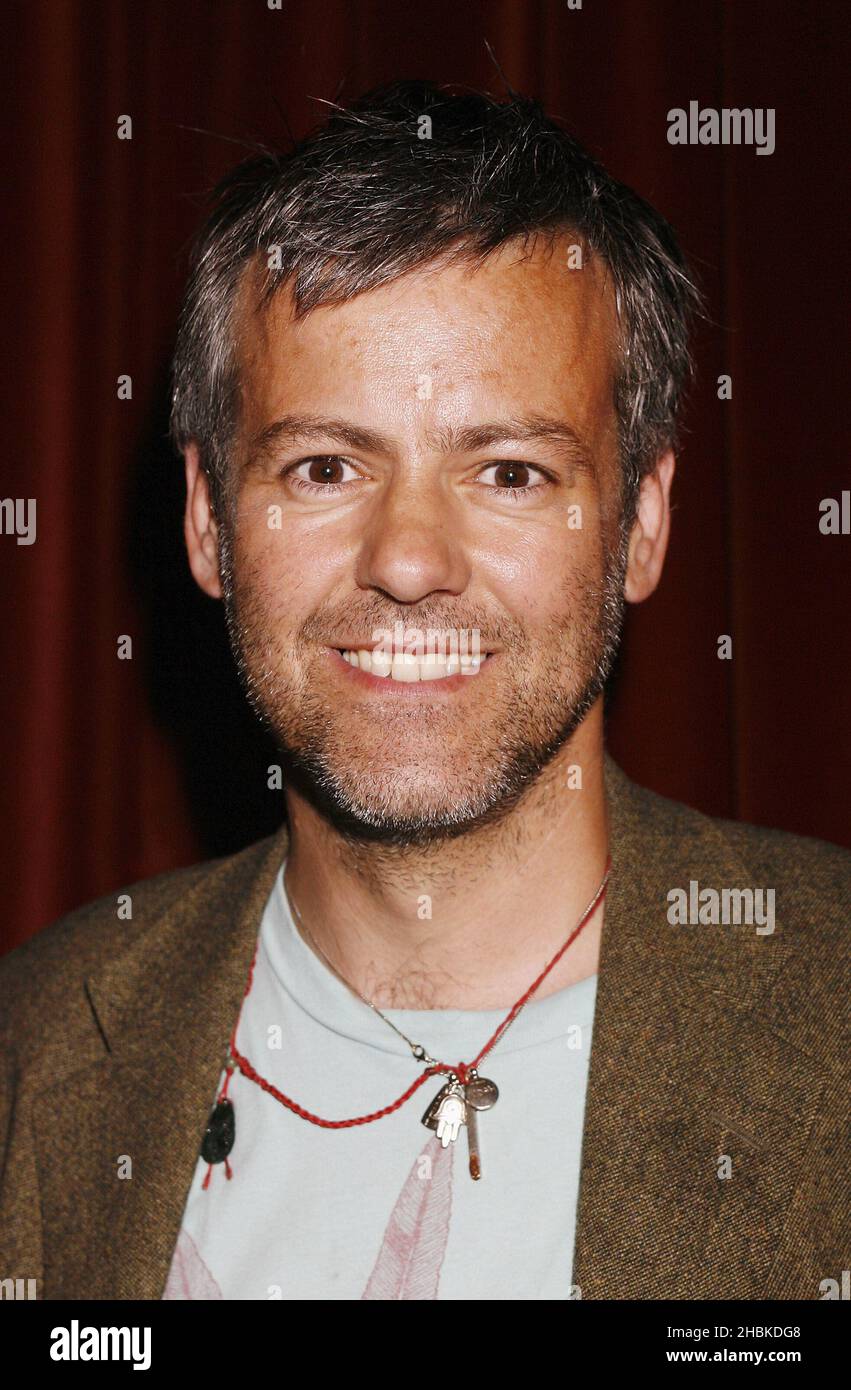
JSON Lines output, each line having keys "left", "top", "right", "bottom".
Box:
{"left": 163, "top": 1229, "right": 224, "bottom": 1300}
{"left": 361, "top": 1135, "right": 454, "bottom": 1300}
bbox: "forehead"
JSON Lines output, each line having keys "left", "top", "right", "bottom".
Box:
{"left": 231, "top": 234, "right": 620, "bottom": 446}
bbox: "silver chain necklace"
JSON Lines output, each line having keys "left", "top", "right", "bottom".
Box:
{"left": 281, "top": 861, "right": 610, "bottom": 1179}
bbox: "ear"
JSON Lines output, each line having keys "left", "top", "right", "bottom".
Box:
{"left": 184, "top": 442, "right": 223, "bottom": 600}
{"left": 623, "top": 448, "right": 676, "bottom": 604}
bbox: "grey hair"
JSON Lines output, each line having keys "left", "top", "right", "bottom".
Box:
{"left": 169, "top": 80, "right": 705, "bottom": 525}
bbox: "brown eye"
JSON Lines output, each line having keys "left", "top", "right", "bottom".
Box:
{"left": 306, "top": 456, "right": 347, "bottom": 484}
{"left": 491, "top": 461, "right": 531, "bottom": 489}
{"left": 283, "top": 455, "right": 361, "bottom": 494}
{"left": 474, "top": 460, "right": 551, "bottom": 501}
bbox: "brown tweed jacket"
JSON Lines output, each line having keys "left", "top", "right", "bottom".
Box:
{"left": 1, "top": 755, "right": 848, "bottom": 1301}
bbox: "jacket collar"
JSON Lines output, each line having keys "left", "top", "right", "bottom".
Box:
{"left": 31, "top": 755, "right": 822, "bottom": 1298}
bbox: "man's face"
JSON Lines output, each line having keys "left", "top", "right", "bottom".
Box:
{"left": 217, "top": 236, "right": 628, "bottom": 845}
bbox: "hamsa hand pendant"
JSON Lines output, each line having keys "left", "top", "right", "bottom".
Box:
{"left": 421, "top": 1075, "right": 467, "bottom": 1148}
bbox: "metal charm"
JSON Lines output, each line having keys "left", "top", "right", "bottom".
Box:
{"left": 465, "top": 1102, "right": 482, "bottom": 1179}
{"left": 422, "top": 1073, "right": 467, "bottom": 1147}
{"left": 422, "top": 1069, "right": 498, "bottom": 1175}
{"left": 421, "top": 1079, "right": 454, "bottom": 1130}
{"left": 464, "top": 1069, "right": 497, "bottom": 1179}
{"left": 435, "top": 1087, "right": 466, "bottom": 1148}
{"left": 465, "top": 1069, "right": 499, "bottom": 1111}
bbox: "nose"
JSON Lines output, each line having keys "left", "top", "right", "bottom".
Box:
{"left": 354, "top": 470, "right": 472, "bottom": 603}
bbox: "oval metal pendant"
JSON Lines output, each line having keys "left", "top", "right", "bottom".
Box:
{"left": 465, "top": 1075, "right": 499, "bottom": 1111}
{"left": 201, "top": 1098, "right": 235, "bottom": 1164}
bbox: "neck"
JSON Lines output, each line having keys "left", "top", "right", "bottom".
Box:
{"left": 282, "top": 708, "right": 610, "bottom": 1011}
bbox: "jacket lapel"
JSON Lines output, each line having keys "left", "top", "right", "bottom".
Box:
{"left": 572, "top": 758, "right": 825, "bottom": 1298}
{"left": 31, "top": 828, "right": 291, "bottom": 1300}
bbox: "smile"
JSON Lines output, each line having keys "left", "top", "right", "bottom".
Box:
{"left": 326, "top": 646, "right": 496, "bottom": 692}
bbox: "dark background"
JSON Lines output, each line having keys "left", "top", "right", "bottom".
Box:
{"left": 1, "top": 0, "right": 848, "bottom": 954}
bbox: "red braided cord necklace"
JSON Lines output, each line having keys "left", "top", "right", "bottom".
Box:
{"left": 201, "top": 855, "right": 610, "bottom": 1188}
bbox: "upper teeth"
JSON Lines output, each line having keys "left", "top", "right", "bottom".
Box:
{"left": 340, "top": 649, "right": 486, "bottom": 681}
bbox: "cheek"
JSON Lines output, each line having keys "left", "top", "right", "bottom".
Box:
{"left": 480, "top": 516, "right": 604, "bottom": 623}
{"left": 229, "top": 511, "right": 290, "bottom": 621}
{"left": 236, "top": 478, "right": 354, "bottom": 573}
{"left": 232, "top": 518, "right": 280, "bottom": 592}
{"left": 231, "top": 507, "right": 344, "bottom": 637}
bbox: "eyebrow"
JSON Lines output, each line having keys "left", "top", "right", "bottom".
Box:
{"left": 246, "top": 412, "right": 595, "bottom": 471}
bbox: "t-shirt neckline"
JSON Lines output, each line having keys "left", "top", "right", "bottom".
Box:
{"left": 260, "top": 862, "right": 598, "bottom": 1061}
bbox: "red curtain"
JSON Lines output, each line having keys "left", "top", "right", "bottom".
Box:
{"left": 1, "top": 0, "right": 848, "bottom": 954}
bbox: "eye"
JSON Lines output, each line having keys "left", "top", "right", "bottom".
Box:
{"left": 283, "top": 455, "right": 362, "bottom": 494}
{"left": 476, "top": 460, "right": 552, "bottom": 498}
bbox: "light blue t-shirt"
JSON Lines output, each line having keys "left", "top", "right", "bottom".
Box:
{"left": 164, "top": 861, "right": 597, "bottom": 1300}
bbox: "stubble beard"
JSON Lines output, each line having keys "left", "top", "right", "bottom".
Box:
{"left": 217, "top": 515, "right": 630, "bottom": 848}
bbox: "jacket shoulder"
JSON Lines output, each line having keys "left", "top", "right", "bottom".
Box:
{"left": 623, "top": 771, "right": 850, "bottom": 906}
{"left": 0, "top": 833, "right": 282, "bottom": 1047}
{"left": 710, "top": 811, "right": 850, "bottom": 899}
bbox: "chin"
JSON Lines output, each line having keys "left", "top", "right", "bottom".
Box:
{"left": 293, "top": 757, "right": 536, "bottom": 847}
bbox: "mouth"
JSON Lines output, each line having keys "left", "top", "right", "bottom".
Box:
{"left": 326, "top": 645, "right": 497, "bottom": 693}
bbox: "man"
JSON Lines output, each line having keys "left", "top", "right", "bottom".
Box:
{"left": 1, "top": 80, "right": 847, "bottom": 1302}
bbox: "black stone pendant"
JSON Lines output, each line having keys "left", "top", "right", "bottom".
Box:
{"left": 201, "top": 1098, "right": 235, "bottom": 1164}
